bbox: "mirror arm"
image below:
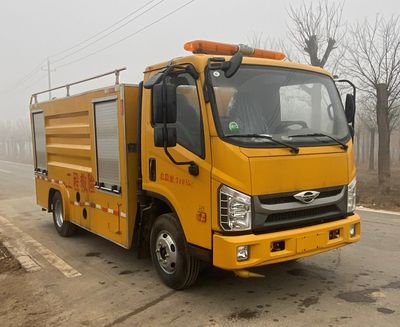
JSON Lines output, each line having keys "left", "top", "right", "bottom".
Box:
{"left": 166, "top": 63, "right": 199, "bottom": 80}
{"left": 161, "top": 120, "right": 199, "bottom": 175}
{"left": 160, "top": 75, "right": 199, "bottom": 176}
{"left": 348, "top": 124, "right": 355, "bottom": 139}
{"left": 163, "top": 146, "right": 199, "bottom": 176}
{"left": 145, "top": 63, "right": 199, "bottom": 89}
{"left": 336, "top": 79, "right": 356, "bottom": 129}
{"left": 338, "top": 79, "right": 356, "bottom": 95}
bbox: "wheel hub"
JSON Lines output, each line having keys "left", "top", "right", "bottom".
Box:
{"left": 155, "top": 230, "right": 177, "bottom": 274}
{"left": 54, "top": 199, "right": 64, "bottom": 228}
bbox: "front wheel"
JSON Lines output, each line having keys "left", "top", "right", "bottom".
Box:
{"left": 52, "top": 192, "right": 77, "bottom": 237}
{"left": 150, "top": 213, "right": 200, "bottom": 290}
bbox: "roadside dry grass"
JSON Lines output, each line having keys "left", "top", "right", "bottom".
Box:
{"left": 357, "top": 167, "right": 400, "bottom": 211}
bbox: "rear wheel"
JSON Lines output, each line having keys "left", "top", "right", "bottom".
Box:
{"left": 150, "top": 213, "right": 199, "bottom": 290}
{"left": 52, "top": 192, "right": 77, "bottom": 237}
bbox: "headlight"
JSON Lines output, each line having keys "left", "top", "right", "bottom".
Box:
{"left": 219, "top": 185, "right": 252, "bottom": 231}
{"left": 347, "top": 178, "right": 356, "bottom": 213}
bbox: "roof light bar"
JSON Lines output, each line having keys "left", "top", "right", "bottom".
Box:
{"left": 184, "top": 40, "right": 285, "bottom": 60}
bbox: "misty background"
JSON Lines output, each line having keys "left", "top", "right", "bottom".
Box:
{"left": 0, "top": 0, "right": 399, "bottom": 191}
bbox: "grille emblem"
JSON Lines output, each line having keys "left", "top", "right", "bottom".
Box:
{"left": 294, "top": 190, "right": 320, "bottom": 204}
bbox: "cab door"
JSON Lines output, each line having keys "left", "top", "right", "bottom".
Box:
{"left": 142, "top": 71, "right": 212, "bottom": 250}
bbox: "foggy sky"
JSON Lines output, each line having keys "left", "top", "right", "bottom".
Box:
{"left": 0, "top": 0, "right": 399, "bottom": 121}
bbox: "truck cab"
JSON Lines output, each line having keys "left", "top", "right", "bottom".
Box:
{"left": 140, "top": 40, "right": 360, "bottom": 288}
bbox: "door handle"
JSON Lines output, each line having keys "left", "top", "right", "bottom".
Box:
{"left": 149, "top": 158, "right": 156, "bottom": 181}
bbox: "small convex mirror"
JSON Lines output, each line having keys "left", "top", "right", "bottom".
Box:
{"left": 224, "top": 52, "right": 243, "bottom": 78}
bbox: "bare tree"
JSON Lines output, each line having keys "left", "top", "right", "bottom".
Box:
{"left": 274, "top": 1, "right": 347, "bottom": 128}
{"left": 357, "top": 95, "right": 377, "bottom": 170}
{"left": 0, "top": 119, "right": 32, "bottom": 164}
{"left": 246, "top": 1, "right": 346, "bottom": 73}
{"left": 286, "top": 0, "right": 346, "bottom": 73}
{"left": 247, "top": 32, "right": 269, "bottom": 50}
{"left": 246, "top": 32, "right": 289, "bottom": 57}
{"left": 345, "top": 15, "right": 400, "bottom": 192}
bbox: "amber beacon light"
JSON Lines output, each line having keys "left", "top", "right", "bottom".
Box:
{"left": 184, "top": 40, "right": 286, "bottom": 60}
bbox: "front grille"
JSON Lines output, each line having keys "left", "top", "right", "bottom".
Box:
{"left": 253, "top": 185, "right": 347, "bottom": 233}
{"left": 266, "top": 205, "right": 339, "bottom": 223}
{"left": 258, "top": 186, "right": 343, "bottom": 205}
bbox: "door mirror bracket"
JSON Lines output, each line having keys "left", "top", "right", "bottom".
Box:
{"left": 336, "top": 79, "right": 356, "bottom": 129}
{"left": 152, "top": 75, "right": 200, "bottom": 176}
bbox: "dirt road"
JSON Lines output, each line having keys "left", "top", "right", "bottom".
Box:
{"left": 0, "top": 160, "right": 399, "bottom": 326}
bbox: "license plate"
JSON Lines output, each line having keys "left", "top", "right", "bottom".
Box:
{"left": 297, "top": 233, "right": 323, "bottom": 253}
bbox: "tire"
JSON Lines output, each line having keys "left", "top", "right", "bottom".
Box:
{"left": 52, "top": 192, "right": 77, "bottom": 237}
{"left": 150, "top": 213, "right": 200, "bottom": 290}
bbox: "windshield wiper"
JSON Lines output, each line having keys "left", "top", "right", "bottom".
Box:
{"left": 289, "top": 133, "right": 348, "bottom": 151}
{"left": 225, "top": 134, "right": 299, "bottom": 154}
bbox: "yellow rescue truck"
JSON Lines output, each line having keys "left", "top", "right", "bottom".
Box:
{"left": 30, "top": 40, "right": 360, "bottom": 289}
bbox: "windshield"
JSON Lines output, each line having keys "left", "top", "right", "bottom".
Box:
{"left": 210, "top": 65, "right": 349, "bottom": 147}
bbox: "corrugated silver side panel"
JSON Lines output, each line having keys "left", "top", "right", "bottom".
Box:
{"left": 94, "top": 100, "right": 120, "bottom": 188}
{"left": 32, "top": 112, "right": 47, "bottom": 170}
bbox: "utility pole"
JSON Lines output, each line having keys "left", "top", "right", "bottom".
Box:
{"left": 42, "top": 58, "right": 55, "bottom": 100}
{"left": 47, "top": 58, "right": 52, "bottom": 99}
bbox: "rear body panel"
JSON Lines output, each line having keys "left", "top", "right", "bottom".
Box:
{"left": 30, "top": 85, "right": 139, "bottom": 248}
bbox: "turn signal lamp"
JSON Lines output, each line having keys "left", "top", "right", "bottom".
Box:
{"left": 184, "top": 40, "right": 286, "bottom": 60}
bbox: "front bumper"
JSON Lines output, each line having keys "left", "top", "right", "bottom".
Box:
{"left": 213, "top": 214, "right": 360, "bottom": 270}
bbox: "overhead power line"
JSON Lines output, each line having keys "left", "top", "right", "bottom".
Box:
{"left": 56, "top": 0, "right": 196, "bottom": 69}
{"left": 51, "top": 0, "right": 163, "bottom": 63}
{"left": 7, "top": 0, "right": 195, "bottom": 96}
{"left": 23, "top": 74, "right": 47, "bottom": 92}
{"left": 0, "top": 73, "right": 47, "bottom": 95}
{"left": 11, "top": 59, "right": 47, "bottom": 87}
{"left": 0, "top": 59, "right": 46, "bottom": 95}
{"left": 5, "top": 0, "right": 160, "bottom": 93}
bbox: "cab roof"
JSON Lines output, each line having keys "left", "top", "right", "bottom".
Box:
{"left": 144, "top": 54, "right": 333, "bottom": 78}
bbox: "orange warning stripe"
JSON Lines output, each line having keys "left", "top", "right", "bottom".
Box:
{"left": 36, "top": 174, "right": 63, "bottom": 185}
{"left": 35, "top": 174, "right": 126, "bottom": 218}
{"left": 69, "top": 200, "right": 126, "bottom": 218}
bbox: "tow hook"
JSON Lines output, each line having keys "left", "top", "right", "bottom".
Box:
{"left": 234, "top": 270, "right": 265, "bottom": 278}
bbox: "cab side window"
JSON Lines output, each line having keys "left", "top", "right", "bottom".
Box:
{"left": 170, "top": 73, "right": 203, "bottom": 157}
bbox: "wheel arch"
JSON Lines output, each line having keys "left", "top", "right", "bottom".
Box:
{"left": 135, "top": 191, "right": 183, "bottom": 258}
{"left": 148, "top": 192, "right": 178, "bottom": 219}
{"left": 136, "top": 191, "right": 212, "bottom": 266}
{"left": 48, "top": 186, "right": 70, "bottom": 219}
{"left": 48, "top": 188, "right": 57, "bottom": 212}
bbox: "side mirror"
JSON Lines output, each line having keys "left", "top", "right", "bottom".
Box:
{"left": 154, "top": 126, "right": 177, "bottom": 147}
{"left": 152, "top": 82, "right": 177, "bottom": 124}
{"left": 345, "top": 93, "right": 355, "bottom": 125}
